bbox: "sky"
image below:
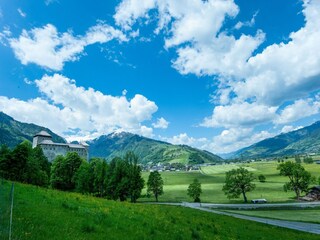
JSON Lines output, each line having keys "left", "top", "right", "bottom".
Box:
{"left": 1, "top": 0, "right": 320, "bottom": 154}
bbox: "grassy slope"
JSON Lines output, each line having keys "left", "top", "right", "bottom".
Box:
{"left": 0, "top": 181, "right": 319, "bottom": 240}
{"left": 222, "top": 209, "right": 320, "bottom": 224}
{"left": 140, "top": 161, "right": 320, "bottom": 203}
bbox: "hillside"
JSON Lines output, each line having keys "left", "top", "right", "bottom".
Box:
{"left": 231, "top": 121, "right": 320, "bottom": 159}
{"left": 0, "top": 181, "right": 317, "bottom": 240}
{"left": 89, "top": 132, "right": 223, "bottom": 164}
{"left": 0, "top": 112, "right": 66, "bottom": 148}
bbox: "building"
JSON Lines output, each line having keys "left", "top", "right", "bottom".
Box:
{"left": 32, "top": 130, "right": 89, "bottom": 162}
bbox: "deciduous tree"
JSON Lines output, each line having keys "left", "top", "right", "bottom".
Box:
{"left": 187, "top": 178, "right": 202, "bottom": 202}
{"left": 147, "top": 171, "right": 164, "bottom": 202}
{"left": 277, "top": 161, "right": 315, "bottom": 199}
{"left": 222, "top": 167, "right": 255, "bottom": 203}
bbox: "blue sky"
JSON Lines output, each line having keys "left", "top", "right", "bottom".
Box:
{"left": 1, "top": 0, "right": 320, "bottom": 154}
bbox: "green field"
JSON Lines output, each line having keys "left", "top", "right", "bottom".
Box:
{"left": 140, "top": 161, "right": 320, "bottom": 203}
{"left": 221, "top": 209, "right": 320, "bottom": 224}
{"left": 0, "top": 181, "right": 319, "bottom": 240}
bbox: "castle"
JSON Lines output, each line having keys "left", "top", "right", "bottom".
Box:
{"left": 32, "top": 130, "right": 89, "bottom": 162}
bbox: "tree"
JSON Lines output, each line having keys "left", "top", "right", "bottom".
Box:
{"left": 222, "top": 167, "right": 255, "bottom": 203}
{"left": 258, "top": 174, "right": 266, "bottom": 183}
{"left": 187, "top": 179, "right": 202, "bottom": 202}
{"left": 147, "top": 171, "right": 164, "bottom": 202}
{"left": 23, "top": 146, "right": 50, "bottom": 187}
{"left": 294, "top": 155, "right": 301, "bottom": 163}
{"left": 277, "top": 161, "right": 315, "bottom": 199}
{"left": 50, "top": 155, "right": 69, "bottom": 190}
{"left": 50, "top": 152, "right": 83, "bottom": 191}
{"left": 303, "top": 156, "right": 313, "bottom": 164}
{"left": 125, "top": 152, "right": 144, "bottom": 203}
{"left": 75, "top": 160, "right": 91, "bottom": 194}
{"left": 0, "top": 145, "right": 12, "bottom": 179}
{"left": 90, "top": 158, "right": 108, "bottom": 197}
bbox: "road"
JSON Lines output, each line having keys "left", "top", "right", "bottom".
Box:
{"left": 145, "top": 202, "right": 320, "bottom": 235}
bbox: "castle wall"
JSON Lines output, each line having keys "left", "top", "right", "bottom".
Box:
{"left": 33, "top": 131, "right": 89, "bottom": 162}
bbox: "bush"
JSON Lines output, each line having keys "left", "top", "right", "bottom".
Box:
{"left": 258, "top": 174, "right": 266, "bottom": 183}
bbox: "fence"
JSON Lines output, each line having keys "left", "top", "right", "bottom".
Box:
{"left": 0, "top": 180, "right": 14, "bottom": 240}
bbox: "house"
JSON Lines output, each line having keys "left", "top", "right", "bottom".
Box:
{"left": 32, "top": 131, "right": 89, "bottom": 162}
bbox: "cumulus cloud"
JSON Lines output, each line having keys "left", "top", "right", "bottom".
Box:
{"left": 114, "top": 0, "right": 263, "bottom": 77}
{"left": 207, "top": 128, "right": 275, "bottom": 153}
{"left": 0, "top": 74, "right": 158, "bottom": 140}
{"left": 114, "top": 0, "right": 320, "bottom": 130}
{"left": 202, "top": 102, "right": 277, "bottom": 128}
{"left": 152, "top": 117, "right": 169, "bottom": 129}
{"left": 275, "top": 99, "right": 320, "bottom": 124}
{"left": 8, "top": 23, "right": 127, "bottom": 70}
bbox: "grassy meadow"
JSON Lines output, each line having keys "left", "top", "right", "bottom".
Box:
{"left": 1, "top": 181, "right": 319, "bottom": 240}
{"left": 140, "top": 161, "right": 320, "bottom": 203}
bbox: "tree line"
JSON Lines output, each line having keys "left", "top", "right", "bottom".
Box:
{"left": 0, "top": 141, "right": 162, "bottom": 203}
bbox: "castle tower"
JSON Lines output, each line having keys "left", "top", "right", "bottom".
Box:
{"left": 32, "top": 130, "right": 52, "bottom": 148}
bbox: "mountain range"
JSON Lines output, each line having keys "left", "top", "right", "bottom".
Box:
{"left": 2, "top": 111, "right": 320, "bottom": 162}
{"left": 0, "top": 112, "right": 222, "bottom": 164}
{"left": 230, "top": 121, "right": 320, "bottom": 159}
{"left": 88, "top": 132, "right": 222, "bottom": 164}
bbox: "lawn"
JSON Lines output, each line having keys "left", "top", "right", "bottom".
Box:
{"left": 221, "top": 209, "right": 320, "bottom": 224}
{"left": 140, "top": 161, "right": 320, "bottom": 203}
{"left": 1, "top": 181, "right": 319, "bottom": 240}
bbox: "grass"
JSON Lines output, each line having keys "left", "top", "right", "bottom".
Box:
{"left": 221, "top": 209, "right": 320, "bottom": 224}
{"left": 1, "top": 181, "right": 319, "bottom": 240}
{"left": 140, "top": 161, "right": 320, "bottom": 203}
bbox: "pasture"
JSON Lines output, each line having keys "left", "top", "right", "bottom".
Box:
{"left": 141, "top": 161, "right": 320, "bottom": 203}
{"left": 1, "top": 181, "right": 319, "bottom": 240}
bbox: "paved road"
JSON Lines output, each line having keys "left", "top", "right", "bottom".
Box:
{"left": 182, "top": 203, "right": 320, "bottom": 235}
{"left": 199, "top": 201, "right": 320, "bottom": 209}
{"left": 144, "top": 202, "right": 320, "bottom": 235}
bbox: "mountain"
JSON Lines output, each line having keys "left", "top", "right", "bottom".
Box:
{"left": 0, "top": 112, "right": 66, "bottom": 148}
{"left": 89, "top": 132, "right": 223, "bottom": 164}
{"left": 230, "top": 121, "right": 320, "bottom": 159}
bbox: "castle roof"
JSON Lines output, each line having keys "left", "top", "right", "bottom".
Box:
{"left": 34, "top": 130, "right": 52, "bottom": 138}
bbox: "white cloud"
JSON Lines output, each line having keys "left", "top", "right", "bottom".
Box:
{"left": 114, "top": 0, "right": 262, "bottom": 77}
{"left": 161, "top": 133, "right": 208, "bottom": 148}
{"left": 152, "top": 117, "right": 169, "bottom": 129}
{"left": 234, "top": 11, "right": 258, "bottom": 30}
{"left": 207, "top": 128, "right": 275, "bottom": 153}
{"left": 275, "top": 99, "right": 320, "bottom": 124}
{"left": 8, "top": 23, "right": 127, "bottom": 70}
{"left": 0, "top": 74, "right": 158, "bottom": 140}
{"left": 114, "top": 0, "right": 320, "bottom": 129}
{"left": 202, "top": 102, "right": 277, "bottom": 128}
{"left": 281, "top": 125, "right": 303, "bottom": 134}
{"left": 17, "top": 8, "right": 26, "bottom": 18}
